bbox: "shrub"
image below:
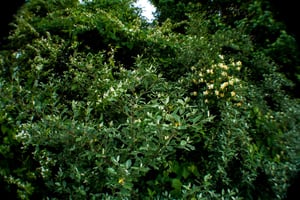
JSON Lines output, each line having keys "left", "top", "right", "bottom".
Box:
{"left": 0, "top": 0, "right": 299, "bottom": 199}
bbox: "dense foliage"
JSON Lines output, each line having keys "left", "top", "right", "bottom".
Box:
{"left": 150, "top": 0, "right": 300, "bottom": 97}
{"left": 1, "top": 0, "right": 299, "bottom": 199}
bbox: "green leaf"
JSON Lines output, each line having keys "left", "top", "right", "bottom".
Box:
{"left": 171, "top": 178, "right": 182, "bottom": 190}
{"left": 125, "top": 159, "right": 132, "bottom": 169}
{"left": 107, "top": 167, "right": 117, "bottom": 175}
{"left": 181, "top": 167, "right": 190, "bottom": 179}
{"left": 180, "top": 140, "right": 187, "bottom": 146}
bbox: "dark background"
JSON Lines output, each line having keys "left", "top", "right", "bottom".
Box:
{"left": 272, "top": 0, "right": 300, "bottom": 48}
{"left": 0, "top": 0, "right": 25, "bottom": 46}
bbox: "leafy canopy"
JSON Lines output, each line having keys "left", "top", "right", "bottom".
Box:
{"left": 0, "top": 0, "right": 299, "bottom": 199}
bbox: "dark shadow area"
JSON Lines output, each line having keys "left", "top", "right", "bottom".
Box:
{"left": 0, "top": 0, "right": 25, "bottom": 46}
{"left": 286, "top": 170, "right": 300, "bottom": 200}
{"left": 272, "top": 0, "right": 300, "bottom": 48}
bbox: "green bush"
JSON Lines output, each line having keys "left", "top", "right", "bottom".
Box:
{"left": 0, "top": 0, "right": 299, "bottom": 199}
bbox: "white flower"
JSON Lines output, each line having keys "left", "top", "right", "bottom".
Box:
{"left": 134, "top": 119, "right": 142, "bottom": 123}
{"left": 206, "top": 69, "right": 214, "bottom": 74}
{"left": 207, "top": 83, "right": 214, "bottom": 90}
{"left": 203, "top": 90, "right": 209, "bottom": 95}
{"left": 236, "top": 61, "right": 242, "bottom": 66}
{"left": 218, "top": 63, "right": 228, "bottom": 70}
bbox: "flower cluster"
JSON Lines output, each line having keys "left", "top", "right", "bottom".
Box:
{"left": 191, "top": 55, "right": 244, "bottom": 106}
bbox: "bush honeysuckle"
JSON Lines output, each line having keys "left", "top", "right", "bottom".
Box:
{"left": 1, "top": 2, "right": 299, "bottom": 199}
{"left": 190, "top": 56, "right": 244, "bottom": 106}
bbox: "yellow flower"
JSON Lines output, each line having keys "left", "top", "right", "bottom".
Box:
{"left": 118, "top": 178, "right": 125, "bottom": 185}
{"left": 175, "top": 122, "right": 181, "bottom": 127}
{"left": 218, "top": 63, "right": 228, "bottom": 70}
{"left": 215, "top": 90, "right": 219, "bottom": 96}
{"left": 203, "top": 90, "right": 209, "bottom": 95}
{"left": 220, "top": 82, "right": 228, "bottom": 90}
{"left": 231, "top": 91, "right": 236, "bottom": 97}
{"left": 204, "top": 99, "right": 209, "bottom": 103}
{"left": 191, "top": 91, "right": 198, "bottom": 96}
{"left": 221, "top": 71, "right": 228, "bottom": 77}
{"left": 234, "top": 78, "right": 240, "bottom": 82}
{"left": 236, "top": 102, "right": 242, "bottom": 107}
